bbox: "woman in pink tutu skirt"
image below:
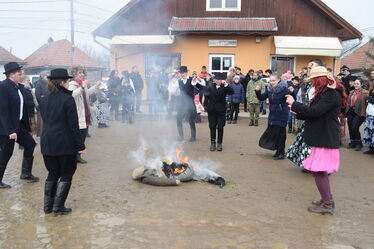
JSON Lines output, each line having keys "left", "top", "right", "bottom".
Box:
{"left": 286, "top": 66, "right": 348, "bottom": 215}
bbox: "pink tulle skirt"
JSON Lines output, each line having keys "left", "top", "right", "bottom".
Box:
{"left": 302, "top": 147, "right": 340, "bottom": 173}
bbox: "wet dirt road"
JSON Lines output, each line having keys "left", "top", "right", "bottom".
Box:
{"left": 0, "top": 115, "right": 373, "bottom": 249}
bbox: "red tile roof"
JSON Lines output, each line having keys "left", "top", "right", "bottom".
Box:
{"left": 341, "top": 41, "right": 374, "bottom": 70}
{"left": 169, "top": 17, "right": 278, "bottom": 32}
{"left": 24, "top": 39, "right": 105, "bottom": 69}
{"left": 0, "top": 46, "right": 24, "bottom": 63}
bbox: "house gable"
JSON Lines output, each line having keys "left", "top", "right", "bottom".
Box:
{"left": 93, "top": 0, "right": 361, "bottom": 40}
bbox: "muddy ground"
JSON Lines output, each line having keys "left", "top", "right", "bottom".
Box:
{"left": 0, "top": 114, "right": 373, "bottom": 249}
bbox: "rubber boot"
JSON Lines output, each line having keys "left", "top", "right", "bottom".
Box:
{"left": 210, "top": 140, "right": 216, "bottom": 152}
{"left": 76, "top": 154, "right": 87, "bottom": 164}
{"left": 355, "top": 141, "right": 363, "bottom": 151}
{"left": 254, "top": 120, "right": 258, "bottom": 126}
{"left": 44, "top": 181, "right": 57, "bottom": 213}
{"left": 217, "top": 129, "right": 223, "bottom": 151}
{"left": 53, "top": 181, "right": 72, "bottom": 215}
{"left": 308, "top": 200, "right": 334, "bottom": 215}
{"left": 0, "top": 165, "right": 11, "bottom": 189}
{"left": 20, "top": 156, "right": 39, "bottom": 182}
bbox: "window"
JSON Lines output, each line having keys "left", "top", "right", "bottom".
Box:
{"left": 209, "top": 54, "right": 235, "bottom": 76}
{"left": 206, "top": 0, "right": 241, "bottom": 11}
{"left": 270, "top": 56, "right": 295, "bottom": 74}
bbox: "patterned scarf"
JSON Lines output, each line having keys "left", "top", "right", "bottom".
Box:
{"left": 76, "top": 79, "right": 92, "bottom": 126}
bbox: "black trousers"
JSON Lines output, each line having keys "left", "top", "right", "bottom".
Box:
{"left": 122, "top": 102, "right": 134, "bottom": 122}
{"left": 177, "top": 103, "right": 196, "bottom": 138}
{"left": 135, "top": 90, "right": 142, "bottom": 112}
{"left": 208, "top": 110, "right": 226, "bottom": 143}
{"left": 43, "top": 155, "right": 77, "bottom": 182}
{"left": 0, "top": 124, "right": 36, "bottom": 166}
{"left": 230, "top": 103, "right": 240, "bottom": 121}
{"left": 347, "top": 111, "right": 366, "bottom": 142}
{"left": 79, "top": 128, "right": 87, "bottom": 148}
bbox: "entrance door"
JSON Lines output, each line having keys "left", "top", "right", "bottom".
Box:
{"left": 271, "top": 56, "right": 295, "bottom": 74}
{"left": 145, "top": 53, "right": 181, "bottom": 76}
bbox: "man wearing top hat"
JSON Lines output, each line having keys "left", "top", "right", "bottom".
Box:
{"left": 176, "top": 66, "right": 205, "bottom": 141}
{"left": 340, "top": 65, "right": 352, "bottom": 95}
{"left": 0, "top": 62, "right": 39, "bottom": 189}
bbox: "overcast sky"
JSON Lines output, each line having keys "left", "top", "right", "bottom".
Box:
{"left": 0, "top": 0, "right": 373, "bottom": 59}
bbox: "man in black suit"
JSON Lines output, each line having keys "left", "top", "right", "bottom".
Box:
{"left": 176, "top": 66, "right": 204, "bottom": 141}
{"left": 0, "top": 62, "right": 39, "bottom": 189}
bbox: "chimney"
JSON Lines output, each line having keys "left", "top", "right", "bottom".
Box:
{"left": 48, "top": 37, "right": 54, "bottom": 43}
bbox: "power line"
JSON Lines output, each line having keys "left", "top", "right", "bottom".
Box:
{"left": 74, "top": 11, "right": 106, "bottom": 20}
{"left": 75, "top": 0, "right": 114, "bottom": 14}
{"left": 0, "top": 9, "right": 68, "bottom": 12}
{"left": 0, "top": 0, "right": 66, "bottom": 3}
{"left": 0, "top": 25, "right": 89, "bottom": 33}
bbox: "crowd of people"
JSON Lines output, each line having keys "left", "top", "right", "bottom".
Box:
{"left": 0, "top": 58, "right": 373, "bottom": 217}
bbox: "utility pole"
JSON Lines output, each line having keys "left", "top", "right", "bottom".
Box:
{"left": 70, "top": 0, "right": 75, "bottom": 66}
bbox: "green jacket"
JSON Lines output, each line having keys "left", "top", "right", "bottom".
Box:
{"left": 247, "top": 79, "right": 265, "bottom": 104}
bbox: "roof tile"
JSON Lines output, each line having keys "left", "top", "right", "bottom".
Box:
{"left": 341, "top": 41, "right": 374, "bottom": 69}
{"left": 0, "top": 46, "right": 24, "bottom": 63}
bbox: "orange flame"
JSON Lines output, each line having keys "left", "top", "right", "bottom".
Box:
{"left": 173, "top": 166, "right": 186, "bottom": 174}
{"left": 175, "top": 149, "right": 190, "bottom": 164}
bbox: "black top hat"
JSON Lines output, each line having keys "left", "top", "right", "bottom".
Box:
{"left": 179, "top": 66, "right": 188, "bottom": 73}
{"left": 3, "top": 62, "right": 22, "bottom": 74}
{"left": 340, "top": 65, "right": 350, "bottom": 71}
{"left": 48, "top": 68, "right": 73, "bottom": 80}
{"left": 214, "top": 73, "right": 226, "bottom": 80}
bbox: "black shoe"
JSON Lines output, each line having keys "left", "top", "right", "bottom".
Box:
{"left": 210, "top": 142, "right": 216, "bottom": 151}
{"left": 232, "top": 120, "right": 237, "bottom": 124}
{"left": 273, "top": 152, "right": 279, "bottom": 158}
{"left": 248, "top": 120, "right": 254, "bottom": 126}
{"left": 254, "top": 120, "right": 258, "bottom": 126}
{"left": 189, "top": 137, "right": 196, "bottom": 142}
{"left": 227, "top": 120, "right": 232, "bottom": 124}
{"left": 363, "top": 148, "right": 374, "bottom": 154}
{"left": 262, "top": 110, "right": 266, "bottom": 115}
{"left": 217, "top": 143, "right": 223, "bottom": 151}
{"left": 301, "top": 168, "right": 312, "bottom": 174}
{"left": 347, "top": 142, "right": 356, "bottom": 149}
{"left": 274, "top": 154, "right": 285, "bottom": 160}
{"left": 53, "top": 182, "right": 72, "bottom": 215}
{"left": 77, "top": 154, "right": 87, "bottom": 164}
{"left": 20, "top": 157, "right": 39, "bottom": 182}
{"left": 0, "top": 182, "right": 11, "bottom": 189}
{"left": 44, "top": 181, "right": 57, "bottom": 214}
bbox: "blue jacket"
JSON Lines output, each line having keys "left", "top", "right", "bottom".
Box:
{"left": 228, "top": 83, "right": 244, "bottom": 104}
{"left": 256, "top": 80, "right": 292, "bottom": 127}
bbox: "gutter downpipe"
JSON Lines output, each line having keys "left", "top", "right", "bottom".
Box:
{"left": 93, "top": 35, "right": 118, "bottom": 70}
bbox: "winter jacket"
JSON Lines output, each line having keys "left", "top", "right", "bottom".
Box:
{"left": 247, "top": 79, "right": 265, "bottom": 104}
{"left": 291, "top": 88, "right": 342, "bottom": 149}
{"left": 40, "top": 86, "right": 85, "bottom": 156}
{"left": 347, "top": 89, "right": 369, "bottom": 117}
{"left": 68, "top": 81, "right": 98, "bottom": 129}
{"left": 256, "top": 80, "right": 291, "bottom": 127}
{"left": 177, "top": 77, "right": 204, "bottom": 110}
{"left": 107, "top": 76, "right": 122, "bottom": 103}
{"left": 228, "top": 82, "right": 244, "bottom": 103}
{"left": 122, "top": 85, "right": 135, "bottom": 105}
{"left": 0, "top": 79, "right": 31, "bottom": 136}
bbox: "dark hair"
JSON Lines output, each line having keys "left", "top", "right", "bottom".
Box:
{"left": 48, "top": 79, "right": 65, "bottom": 92}
{"left": 109, "top": 70, "right": 118, "bottom": 79}
{"left": 327, "top": 68, "right": 333, "bottom": 72}
{"left": 310, "top": 59, "right": 324, "bottom": 66}
{"left": 265, "top": 69, "right": 272, "bottom": 74}
{"left": 258, "top": 69, "right": 263, "bottom": 74}
{"left": 202, "top": 66, "right": 207, "bottom": 69}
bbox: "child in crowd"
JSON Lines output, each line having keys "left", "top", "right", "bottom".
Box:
{"left": 228, "top": 75, "right": 244, "bottom": 124}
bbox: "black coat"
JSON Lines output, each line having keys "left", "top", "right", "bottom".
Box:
{"left": 0, "top": 79, "right": 31, "bottom": 136}
{"left": 40, "top": 86, "right": 85, "bottom": 156}
{"left": 130, "top": 72, "right": 144, "bottom": 91}
{"left": 177, "top": 77, "right": 204, "bottom": 109}
{"left": 35, "top": 78, "right": 48, "bottom": 105}
{"left": 205, "top": 83, "right": 233, "bottom": 112}
{"left": 291, "top": 88, "right": 342, "bottom": 149}
{"left": 23, "top": 87, "right": 35, "bottom": 115}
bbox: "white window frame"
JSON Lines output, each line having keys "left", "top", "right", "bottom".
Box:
{"left": 206, "top": 0, "right": 241, "bottom": 11}
{"left": 209, "top": 54, "right": 235, "bottom": 74}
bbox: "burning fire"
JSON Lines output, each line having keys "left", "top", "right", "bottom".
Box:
{"left": 175, "top": 149, "right": 196, "bottom": 171}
